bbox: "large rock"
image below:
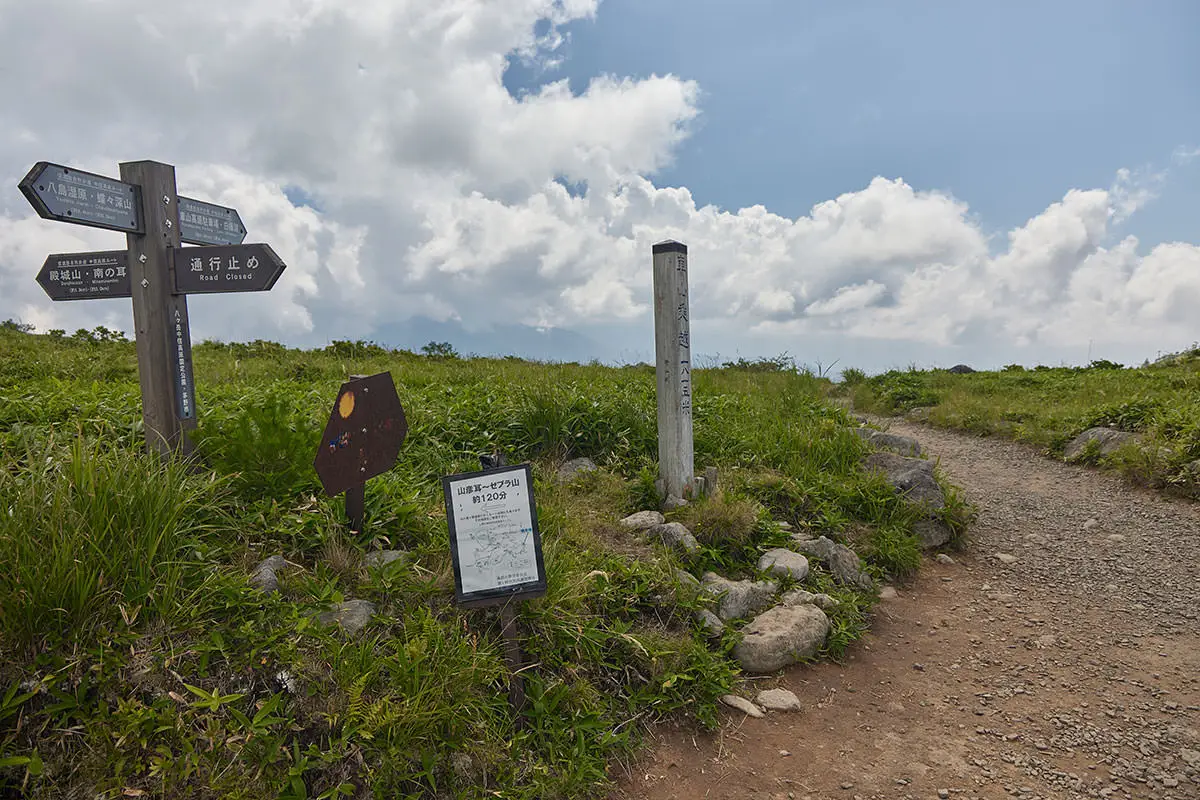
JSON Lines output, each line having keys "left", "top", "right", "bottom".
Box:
{"left": 1063, "top": 428, "right": 1141, "bottom": 462}
{"left": 249, "top": 555, "right": 287, "bottom": 594}
{"left": 792, "top": 535, "right": 875, "bottom": 592}
{"left": 864, "top": 451, "right": 945, "bottom": 509}
{"left": 618, "top": 510, "right": 665, "bottom": 531}
{"left": 947, "top": 364, "right": 975, "bottom": 374}
{"left": 733, "top": 605, "right": 831, "bottom": 673}
{"left": 556, "top": 457, "right": 598, "bottom": 481}
{"left": 852, "top": 428, "right": 923, "bottom": 457}
{"left": 649, "top": 522, "right": 699, "bottom": 555}
{"left": 700, "top": 573, "right": 779, "bottom": 621}
{"left": 912, "top": 519, "right": 952, "bottom": 549}
{"left": 316, "top": 599, "right": 376, "bottom": 636}
{"left": 757, "top": 548, "right": 810, "bottom": 581}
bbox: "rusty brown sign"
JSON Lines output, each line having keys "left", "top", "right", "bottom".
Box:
{"left": 313, "top": 372, "right": 408, "bottom": 497}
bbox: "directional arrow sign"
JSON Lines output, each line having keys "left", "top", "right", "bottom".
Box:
{"left": 18, "top": 162, "right": 142, "bottom": 233}
{"left": 172, "top": 243, "right": 286, "bottom": 294}
{"left": 37, "top": 250, "right": 131, "bottom": 301}
{"left": 178, "top": 196, "right": 247, "bottom": 246}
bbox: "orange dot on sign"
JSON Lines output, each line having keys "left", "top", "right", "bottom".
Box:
{"left": 338, "top": 390, "right": 355, "bottom": 419}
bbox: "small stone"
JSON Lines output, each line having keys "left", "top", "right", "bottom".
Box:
{"left": 662, "top": 495, "right": 689, "bottom": 510}
{"left": 936, "top": 553, "right": 955, "bottom": 565}
{"left": 719, "top": 694, "right": 764, "bottom": 718}
{"left": 757, "top": 548, "right": 811, "bottom": 581}
{"left": 694, "top": 609, "right": 725, "bottom": 639}
{"left": 879, "top": 586, "right": 899, "bottom": 600}
{"left": 363, "top": 549, "right": 408, "bottom": 569}
{"left": 649, "top": 522, "right": 700, "bottom": 555}
{"left": 316, "top": 599, "right": 376, "bottom": 636}
{"left": 618, "top": 510, "right": 665, "bottom": 531}
{"left": 792, "top": 535, "right": 875, "bottom": 592}
{"left": 1163, "top": 777, "right": 1179, "bottom": 788}
{"left": 556, "top": 457, "right": 597, "bottom": 481}
{"left": 1083, "top": 518, "right": 1100, "bottom": 531}
{"left": 913, "top": 518, "right": 953, "bottom": 549}
{"left": 755, "top": 687, "right": 802, "bottom": 712}
{"left": 938, "top": 791, "right": 950, "bottom": 799}
{"left": 249, "top": 554, "right": 287, "bottom": 594}
{"left": 675, "top": 569, "right": 701, "bottom": 590}
{"left": 701, "top": 573, "right": 779, "bottom": 621}
{"left": 994, "top": 553, "right": 1017, "bottom": 564}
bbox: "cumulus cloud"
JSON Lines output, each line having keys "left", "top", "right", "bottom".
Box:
{"left": 0, "top": 0, "right": 1196, "bottom": 365}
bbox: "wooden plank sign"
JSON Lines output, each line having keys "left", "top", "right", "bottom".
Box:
{"left": 19, "top": 161, "right": 142, "bottom": 233}
{"left": 18, "top": 158, "right": 286, "bottom": 458}
{"left": 177, "top": 196, "right": 247, "bottom": 246}
{"left": 37, "top": 251, "right": 131, "bottom": 301}
{"left": 173, "top": 244, "right": 286, "bottom": 294}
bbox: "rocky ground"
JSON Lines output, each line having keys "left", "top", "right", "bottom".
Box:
{"left": 608, "top": 419, "right": 1200, "bottom": 800}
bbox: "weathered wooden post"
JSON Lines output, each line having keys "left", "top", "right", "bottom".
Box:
{"left": 652, "top": 239, "right": 695, "bottom": 502}
{"left": 120, "top": 161, "right": 194, "bottom": 456}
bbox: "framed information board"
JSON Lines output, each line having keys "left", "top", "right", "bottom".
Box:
{"left": 442, "top": 463, "right": 547, "bottom": 608}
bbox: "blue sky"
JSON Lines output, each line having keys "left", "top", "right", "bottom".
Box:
{"left": 2, "top": 0, "right": 1198, "bottom": 372}
{"left": 510, "top": 0, "right": 1200, "bottom": 245}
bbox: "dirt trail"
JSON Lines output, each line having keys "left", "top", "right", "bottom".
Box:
{"left": 609, "top": 420, "right": 1200, "bottom": 800}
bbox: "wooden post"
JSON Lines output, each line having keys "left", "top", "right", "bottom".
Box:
{"left": 499, "top": 600, "right": 527, "bottom": 728}
{"left": 652, "top": 240, "right": 695, "bottom": 501}
{"left": 345, "top": 485, "right": 365, "bottom": 532}
{"left": 119, "top": 160, "right": 193, "bottom": 457}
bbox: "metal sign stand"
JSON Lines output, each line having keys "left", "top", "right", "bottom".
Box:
{"left": 442, "top": 461, "right": 546, "bottom": 728}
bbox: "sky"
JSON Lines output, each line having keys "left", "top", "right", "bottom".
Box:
{"left": 1, "top": 0, "right": 1198, "bottom": 373}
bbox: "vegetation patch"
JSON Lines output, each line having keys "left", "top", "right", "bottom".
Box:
{"left": 1, "top": 327, "right": 956, "bottom": 798}
{"left": 844, "top": 348, "right": 1200, "bottom": 499}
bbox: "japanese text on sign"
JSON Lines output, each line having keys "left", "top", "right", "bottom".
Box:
{"left": 446, "top": 467, "right": 543, "bottom": 597}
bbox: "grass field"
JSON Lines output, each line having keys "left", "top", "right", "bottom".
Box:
{"left": 0, "top": 327, "right": 968, "bottom": 799}
{"left": 842, "top": 348, "right": 1200, "bottom": 498}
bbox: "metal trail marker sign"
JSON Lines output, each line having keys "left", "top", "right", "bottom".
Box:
{"left": 19, "top": 161, "right": 142, "bottom": 234}
{"left": 37, "top": 251, "right": 131, "bottom": 301}
{"left": 18, "top": 159, "right": 288, "bottom": 456}
{"left": 313, "top": 372, "right": 409, "bottom": 531}
{"left": 178, "top": 196, "right": 247, "bottom": 246}
{"left": 173, "top": 243, "right": 286, "bottom": 294}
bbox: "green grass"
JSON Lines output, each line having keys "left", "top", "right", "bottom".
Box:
{"left": 845, "top": 349, "right": 1200, "bottom": 498}
{"left": 0, "top": 328, "right": 954, "bottom": 798}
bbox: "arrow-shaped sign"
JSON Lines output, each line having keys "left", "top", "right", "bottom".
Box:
{"left": 173, "top": 243, "right": 286, "bottom": 294}
{"left": 37, "top": 250, "right": 131, "bottom": 301}
{"left": 18, "top": 162, "right": 143, "bottom": 234}
{"left": 177, "top": 196, "right": 247, "bottom": 246}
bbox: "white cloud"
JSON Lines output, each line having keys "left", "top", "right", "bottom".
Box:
{"left": 0, "top": 0, "right": 1197, "bottom": 366}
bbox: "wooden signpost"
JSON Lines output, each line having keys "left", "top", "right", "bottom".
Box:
{"left": 652, "top": 239, "right": 697, "bottom": 501}
{"left": 312, "top": 372, "right": 409, "bottom": 532}
{"left": 18, "top": 159, "right": 288, "bottom": 457}
{"left": 442, "top": 462, "right": 546, "bottom": 726}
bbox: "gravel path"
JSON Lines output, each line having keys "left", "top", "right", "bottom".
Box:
{"left": 611, "top": 419, "right": 1200, "bottom": 800}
